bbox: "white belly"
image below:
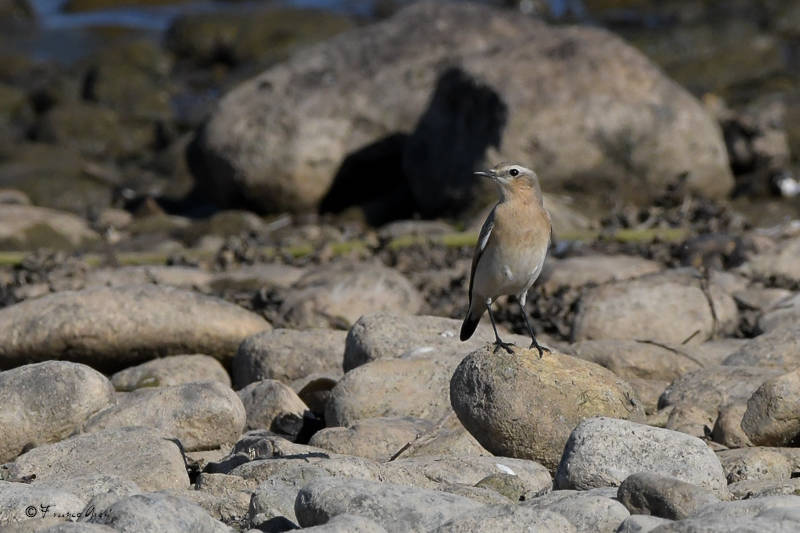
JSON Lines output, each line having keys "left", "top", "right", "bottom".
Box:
{"left": 473, "top": 241, "right": 547, "bottom": 299}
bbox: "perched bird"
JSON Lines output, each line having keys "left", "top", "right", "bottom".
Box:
{"left": 460, "top": 162, "right": 551, "bottom": 357}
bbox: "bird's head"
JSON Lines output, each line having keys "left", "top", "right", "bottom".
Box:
{"left": 474, "top": 162, "right": 542, "bottom": 202}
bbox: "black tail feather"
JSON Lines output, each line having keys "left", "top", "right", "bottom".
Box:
{"left": 460, "top": 309, "right": 482, "bottom": 341}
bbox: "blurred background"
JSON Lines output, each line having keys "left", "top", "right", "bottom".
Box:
{"left": 0, "top": 0, "right": 799, "bottom": 335}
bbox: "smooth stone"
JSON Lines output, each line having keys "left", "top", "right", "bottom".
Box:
{"left": 738, "top": 236, "right": 800, "bottom": 284}
{"left": 433, "top": 505, "right": 575, "bottom": 532}
{"left": 2, "top": 426, "right": 189, "bottom": 491}
{"left": 82, "top": 381, "right": 246, "bottom": 451}
{"left": 194, "top": 2, "right": 731, "bottom": 214}
{"left": 170, "top": 474, "right": 253, "bottom": 528}
{"left": 32, "top": 474, "right": 140, "bottom": 507}
{"left": 717, "top": 447, "right": 793, "bottom": 484}
{"left": 326, "top": 357, "right": 455, "bottom": 427}
{"left": 616, "top": 515, "right": 674, "bottom": 533}
{"left": 0, "top": 361, "right": 114, "bottom": 463}
{"left": 573, "top": 271, "right": 738, "bottom": 345}
{"left": 758, "top": 292, "right": 800, "bottom": 332}
{"left": 300, "top": 513, "right": 387, "bottom": 532}
{"left": 711, "top": 402, "right": 753, "bottom": 448}
{"left": 111, "top": 354, "right": 231, "bottom": 391}
{"left": 567, "top": 340, "right": 702, "bottom": 382}
{"left": 0, "top": 480, "right": 85, "bottom": 524}
{"left": 233, "top": 328, "right": 346, "bottom": 387}
{"left": 294, "top": 477, "right": 481, "bottom": 531}
{"left": 555, "top": 417, "right": 727, "bottom": 497}
{"left": 343, "top": 312, "right": 507, "bottom": 372}
{"left": 524, "top": 490, "right": 630, "bottom": 532}
{"left": 542, "top": 254, "right": 662, "bottom": 293}
{"left": 617, "top": 472, "right": 719, "bottom": 520}
{"left": 0, "top": 285, "right": 270, "bottom": 372}
{"left": 394, "top": 412, "right": 490, "bottom": 458}
{"left": 450, "top": 348, "right": 643, "bottom": 471}
{"left": 0, "top": 204, "right": 98, "bottom": 250}
{"left": 309, "top": 417, "right": 434, "bottom": 461}
{"left": 742, "top": 368, "right": 800, "bottom": 446}
{"left": 628, "top": 378, "right": 671, "bottom": 415}
{"left": 722, "top": 324, "right": 800, "bottom": 370}
{"left": 659, "top": 365, "right": 782, "bottom": 422}
{"left": 210, "top": 263, "right": 306, "bottom": 291}
{"left": 237, "top": 379, "right": 309, "bottom": 436}
{"left": 381, "top": 455, "right": 552, "bottom": 499}
{"left": 87, "top": 492, "right": 230, "bottom": 532}
{"left": 728, "top": 478, "right": 800, "bottom": 500}
{"left": 279, "top": 263, "right": 422, "bottom": 329}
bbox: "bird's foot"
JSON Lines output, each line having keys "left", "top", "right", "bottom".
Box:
{"left": 493, "top": 340, "right": 516, "bottom": 354}
{"left": 529, "top": 340, "right": 550, "bottom": 359}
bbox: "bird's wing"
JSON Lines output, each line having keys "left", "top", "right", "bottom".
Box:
{"left": 467, "top": 204, "right": 497, "bottom": 306}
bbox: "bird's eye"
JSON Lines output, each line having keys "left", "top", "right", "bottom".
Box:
{"left": 509, "top": 168, "right": 519, "bottom": 177}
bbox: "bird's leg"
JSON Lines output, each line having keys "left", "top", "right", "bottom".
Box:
{"left": 486, "top": 299, "right": 514, "bottom": 354}
{"left": 519, "top": 292, "right": 550, "bottom": 358}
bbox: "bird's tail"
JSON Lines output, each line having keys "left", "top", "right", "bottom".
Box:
{"left": 460, "top": 303, "right": 484, "bottom": 341}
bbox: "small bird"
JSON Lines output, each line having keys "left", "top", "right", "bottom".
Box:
{"left": 460, "top": 162, "right": 551, "bottom": 357}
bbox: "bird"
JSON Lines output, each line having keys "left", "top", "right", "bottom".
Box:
{"left": 460, "top": 162, "right": 551, "bottom": 357}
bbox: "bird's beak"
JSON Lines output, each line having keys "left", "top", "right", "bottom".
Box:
{"left": 474, "top": 170, "right": 496, "bottom": 179}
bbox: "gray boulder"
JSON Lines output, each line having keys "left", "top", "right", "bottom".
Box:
{"left": 567, "top": 340, "right": 702, "bottom": 382}
{"left": 0, "top": 480, "right": 86, "bottom": 524}
{"left": 617, "top": 473, "right": 719, "bottom": 520}
{"left": 326, "top": 356, "right": 454, "bottom": 427}
{"left": 0, "top": 361, "right": 114, "bottom": 462}
{"left": 280, "top": 263, "right": 422, "bottom": 329}
{"left": 111, "top": 354, "right": 231, "bottom": 390}
{"left": 742, "top": 368, "right": 800, "bottom": 446}
{"left": 294, "top": 477, "right": 480, "bottom": 531}
{"left": 88, "top": 492, "right": 231, "bottom": 532}
{"left": 309, "top": 417, "right": 434, "bottom": 461}
{"left": 0, "top": 285, "right": 270, "bottom": 371}
{"left": 450, "top": 347, "right": 643, "bottom": 471}
{"left": 194, "top": 1, "right": 731, "bottom": 214}
{"left": 524, "top": 490, "right": 630, "bottom": 532}
{"left": 433, "top": 505, "right": 575, "bottom": 532}
{"left": 717, "top": 447, "right": 793, "bottom": 484}
{"left": 343, "top": 312, "right": 504, "bottom": 372}
{"left": 541, "top": 254, "right": 662, "bottom": 294}
{"left": 722, "top": 325, "right": 800, "bottom": 370}
{"left": 82, "top": 381, "right": 246, "bottom": 451}
{"left": 2, "top": 426, "right": 190, "bottom": 491}
{"left": 573, "top": 271, "right": 737, "bottom": 344}
{"left": 237, "top": 379, "right": 309, "bottom": 435}
{"left": 233, "top": 328, "right": 346, "bottom": 387}
{"left": 555, "top": 417, "right": 727, "bottom": 497}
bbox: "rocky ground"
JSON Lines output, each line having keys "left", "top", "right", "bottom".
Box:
{"left": 1, "top": 0, "right": 800, "bottom": 532}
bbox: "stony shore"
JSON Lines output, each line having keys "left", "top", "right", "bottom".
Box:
{"left": 1, "top": 0, "right": 800, "bottom": 532}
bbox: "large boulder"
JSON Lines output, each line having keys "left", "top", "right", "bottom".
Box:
{"left": 343, "top": 312, "right": 510, "bottom": 372}
{"left": 233, "top": 328, "right": 346, "bottom": 387}
{"left": 0, "top": 284, "right": 270, "bottom": 372}
{"left": 722, "top": 325, "right": 800, "bottom": 370}
{"left": 450, "top": 347, "right": 643, "bottom": 471}
{"left": 82, "top": 381, "right": 246, "bottom": 451}
{"left": 110, "top": 354, "right": 231, "bottom": 391}
{"left": 326, "top": 356, "right": 453, "bottom": 427}
{"left": 2, "top": 426, "right": 189, "bottom": 491}
{"left": 279, "top": 263, "right": 422, "bottom": 329}
{"left": 0, "top": 361, "right": 114, "bottom": 463}
{"left": 555, "top": 417, "right": 727, "bottom": 497}
{"left": 193, "top": 1, "right": 731, "bottom": 214}
{"left": 294, "top": 477, "right": 480, "bottom": 531}
{"left": 742, "top": 368, "right": 800, "bottom": 446}
{"left": 573, "top": 270, "right": 738, "bottom": 344}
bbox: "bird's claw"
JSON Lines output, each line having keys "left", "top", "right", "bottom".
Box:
{"left": 529, "top": 341, "right": 550, "bottom": 358}
{"left": 493, "top": 340, "right": 516, "bottom": 354}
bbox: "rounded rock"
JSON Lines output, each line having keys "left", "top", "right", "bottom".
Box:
{"left": 450, "top": 347, "right": 643, "bottom": 471}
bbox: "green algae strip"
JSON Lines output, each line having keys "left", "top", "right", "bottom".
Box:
{"left": 0, "top": 227, "right": 688, "bottom": 267}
